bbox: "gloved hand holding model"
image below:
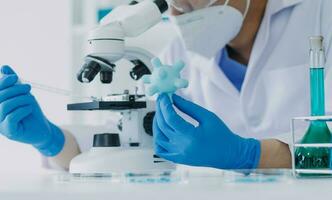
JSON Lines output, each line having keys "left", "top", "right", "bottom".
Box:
{"left": 0, "top": 66, "right": 65, "bottom": 157}
{"left": 154, "top": 93, "right": 261, "bottom": 169}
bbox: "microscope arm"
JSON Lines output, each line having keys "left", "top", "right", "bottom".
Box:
{"left": 99, "top": 0, "right": 168, "bottom": 37}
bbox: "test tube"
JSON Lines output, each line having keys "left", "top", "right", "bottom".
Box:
{"left": 309, "top": 36, "right": 326, "bottom": 116}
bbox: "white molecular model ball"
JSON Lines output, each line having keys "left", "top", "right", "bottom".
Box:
{"left": 142, "top": 58, "right": 189, "bottom": 97}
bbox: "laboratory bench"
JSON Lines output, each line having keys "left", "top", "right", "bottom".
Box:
{"left": 1, "top": 169, "right": 332, "bottom": 200}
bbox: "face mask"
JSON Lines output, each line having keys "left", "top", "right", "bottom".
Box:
{"left": 171, "top": 0, "right": 250, "bottom": 59}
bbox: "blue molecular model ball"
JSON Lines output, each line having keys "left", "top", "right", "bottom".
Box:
{"left": 142, "top": 58, "right": 189, "bottom": 98}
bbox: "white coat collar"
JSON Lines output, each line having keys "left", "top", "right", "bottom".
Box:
{"left": 239, "top": 0, "right": 305, "bottom": 96}
{"left": 238, "top": 0, "right": 305, "bottom": 119}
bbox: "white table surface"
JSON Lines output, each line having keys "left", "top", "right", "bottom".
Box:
{"left": 1, "top": 169, "right": 332, "bottom": 200}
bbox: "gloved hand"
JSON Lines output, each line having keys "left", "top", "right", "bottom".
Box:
{"left": 153, "top": 93, "right": 261, "bottom": 169}
{"left": 0, "top": 65, "right": 65, "bottom": 157}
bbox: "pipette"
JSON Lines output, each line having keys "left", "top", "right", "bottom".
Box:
{"left": 20, "top": 78, "right": 97, "bottom": 101}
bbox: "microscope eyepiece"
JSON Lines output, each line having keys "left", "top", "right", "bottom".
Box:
{"left": 77, "top": 56, "right": 115, "bottom": 84}
{"left": 100, "top": 69, "right": 113, "bottom": 84}
{"left": 77, "top": 60, "right": 101, "bottom": 83}
{"left": 130, "top": 60, "right": 151, "bottom": 80}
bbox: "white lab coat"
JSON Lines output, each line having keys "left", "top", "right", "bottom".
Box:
{"left": 157, "top": 0, "right": 332, "bottom": 144}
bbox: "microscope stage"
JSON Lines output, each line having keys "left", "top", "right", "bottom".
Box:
{"left": 67, "top": 101, "right": 147, "bottom": 111}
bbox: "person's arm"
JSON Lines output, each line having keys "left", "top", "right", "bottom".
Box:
{"left": 153, "top": 94, "right": 292, "bottom": 170}
{"left": 258, "top": 139, "right": 291, "bottom": 168}
{"left": 48, "top": 130, "right": 81, "bottom": 170}
{"left": 0, "top": 65, "right": 80, "bottom": 170}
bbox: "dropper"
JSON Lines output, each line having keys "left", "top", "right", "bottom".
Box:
{"left": 20, "top": 78, "right": 97, "bottom": 101}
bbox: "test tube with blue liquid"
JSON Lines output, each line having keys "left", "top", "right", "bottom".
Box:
{"left": 295, "top": 36, "right": 332, "bottom": 170}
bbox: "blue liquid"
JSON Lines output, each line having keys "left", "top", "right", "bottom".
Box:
{"left": 310, "top": 68, "right": 325, "bottom": 116}
{"left": 295, "top": 68, "right": 331, "bottom": 169}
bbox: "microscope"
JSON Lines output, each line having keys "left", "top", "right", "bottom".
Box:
{"left": 67, "top": 0, "right": 175, "bottom": 175}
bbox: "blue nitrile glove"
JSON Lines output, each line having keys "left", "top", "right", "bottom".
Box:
{"left": 153, "top": 93, "right": 261, "bottom": 169}
{"left": 0, "top": 66, "right": 65, "bottom": 157}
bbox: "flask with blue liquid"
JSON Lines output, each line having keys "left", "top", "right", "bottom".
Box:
{"left": 295, "top": 36, "right": 332, "bottom": 170}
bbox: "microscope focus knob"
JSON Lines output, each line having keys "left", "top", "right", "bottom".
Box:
{"left": 93, "top": 133, "right": 121, "bottom": 147}
{"left": 143, "top": 112, "right": 155, "bottom": 136}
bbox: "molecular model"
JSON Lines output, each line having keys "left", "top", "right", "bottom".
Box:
{"left": 142, "top": 58, "right": 189, "bottom": 99}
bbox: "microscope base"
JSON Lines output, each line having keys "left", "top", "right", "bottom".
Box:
{"left": 69, "top": 147, "right": 176, "bottom": 176}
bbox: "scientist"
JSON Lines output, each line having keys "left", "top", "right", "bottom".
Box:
{"left": 1, "top": 0, "right": 332, "bottom": 170}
